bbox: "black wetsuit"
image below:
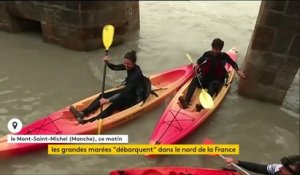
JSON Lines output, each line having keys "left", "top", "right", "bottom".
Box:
{"left": 237, "top": 161, "right": 281, "bottom": 175}
{"left": 82, "top": 62, "right": 145, "bottom": 123}
{"left": 184, "top": 51, "right": 239, "bottom": 104}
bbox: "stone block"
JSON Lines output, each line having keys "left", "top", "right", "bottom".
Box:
{"left": 288, "top": 35, "right": 299, "bottom": 58}
{"left": 41, "top": 22, "right": 55, "bottom": 38}
{"left": 114, "top": 21, "right": 128, "bottom": 35}
{"left": 80, "top": 10, "right": 115, "bottom": 27}
{"left": 42, "top": 23, "right": 120, "bottom": 51}
{"left": 259, "top": 70, "right": 276, "bottom": 85}
{"left": 42, "top": 9, "right": 81, "bottom": 26}
{"left": 273, "top": 71, "right": 298, "bottom": 90}
{"left": 42, "top": 22, "right": 77, "bottom": 42}
{"left": 125, "top": 2, "right": 140, "bottom": 31}
{"left": 243, "top": 62, "right": 276, "bottom": 85}
{"left": 264, "top": 1, "right": 287, "bottom": 12}
{"left": 263, "top": 10, "right": 284, "bottom": 28}
{"left": 238, "top": 79, "right": 287, "bottom": 104}
{"left": 77, "top": 1, "right": 111, "bottom": 11}
{"left": 41, "top": 25, "right": 65, "bottom": 47}
{"left": 285, "top": 1, "right": 300, "bottom": 16}
{"left": 272, "top": 56, "right": 299, "bottom": 90}
{"left": 43, "top": 33, "right": 63, "bottom": 45}
{"left": 280, "top": 56, "right": 300, "bottom": 75}
{"left": 271, "top": 30, "right": 294, "bottom": 54}
{"left": 53, "top": 25, "right": 76, "bottom": 39}
{"left": 281, "top": 16, "right": 299, "bottom": 32}
{"left": 0, "top": 2, "right": 5, "bottom": 10}
{"left": 60, "top": 28, "right": 100, "bottom": 51}
{"left": 18, "top": 1, "right": 43, "bottom": 21}
{"left": 108, "top": 2, "right": 127, "bottom": 11}
{"left": 246, "top": 50, "right": 285, "bottom": 72}
{"left": 45, "top": 1, "right": 66, "bottom": 7}
{"left": 5, "top": 3, "right": 22, "bottom": 17}
{"left": 0, "top": 10, "right": 9, "bottom": 21}
{"left": 0, "top": 1, "right": 139, "bottom": 51}
{"left": 65, "top": 1, "right": 79, "bottom": 11}
{"left": 58, "top": 9, "right": 80, "bottom": 26}
{"left": 262, "top": 10, "right": 299, "bottom": 32}
{"left": 0, "top": 22, "right": 10, "bottom": 31}
{"left": 251, "top": 26, "right": 275, "bottom": 51}
{"left": 41, "top": 8, "right": 56, "bottom": 24}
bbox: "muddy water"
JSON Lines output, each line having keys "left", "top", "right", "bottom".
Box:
{"left": 0, "top": 1, "right": 299, "bottom": 175}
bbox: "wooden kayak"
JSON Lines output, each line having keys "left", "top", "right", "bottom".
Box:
{"left": 149, "top": 48, "right": 237, "bottom": 146}
{"left": 109, "top": 167, "right": 240, "bottom": 175}
{"left": 0, "top": 64, "right": 193, "bottom": 157}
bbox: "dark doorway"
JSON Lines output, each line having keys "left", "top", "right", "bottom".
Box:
{"left": 9, "top": 14, "right": 42, "bottom": 34}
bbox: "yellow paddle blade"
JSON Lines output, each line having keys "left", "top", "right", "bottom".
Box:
{"left": 102, "top": 25, "right": 114, "bottom": 50}
{"left": 185, "top": 53, "right": 194, "bottom": 64}
{"left": 199, "top": 90, "right": 214, "bottom": 109}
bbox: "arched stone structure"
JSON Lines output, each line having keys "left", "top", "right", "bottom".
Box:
{"left": 238, "top": 1, "right": 299, "bottom": 104}
{"left": 0, "top": 1, "right": 139, "bottom": 51}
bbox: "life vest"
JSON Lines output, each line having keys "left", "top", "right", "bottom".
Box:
{"left": 199, "top": 57, "right": 228, "bottom": 82}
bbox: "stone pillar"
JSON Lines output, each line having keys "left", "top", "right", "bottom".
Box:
{"left": 238, "top": 1, "right": 300, "bottom": 104}
{"left": 0, "top": 1, "right": 139, "bottom": 51}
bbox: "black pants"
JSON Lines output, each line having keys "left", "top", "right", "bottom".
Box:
{"left": 185, "top": 76, "right": 223, "bottom": 104}
{"left": 82, "top": 90, "right": 136, "bottom": 123}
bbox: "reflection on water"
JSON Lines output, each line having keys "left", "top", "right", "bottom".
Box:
{"left": 0, "top": 1, "right": 299, "bottom": 175}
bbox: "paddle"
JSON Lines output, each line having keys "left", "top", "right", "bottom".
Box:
{"left": 203, "top": 138, "right": 251, "bottom": 175}
{"left": 98, "top": 24, "right": 114, "bottom": 134}
{"left": 185, "top": 53, "right": 214, "bottom": 109}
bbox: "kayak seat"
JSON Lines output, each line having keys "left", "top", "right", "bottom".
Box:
{"left": 139, "top": 77, "right": 167, "bottom": 106}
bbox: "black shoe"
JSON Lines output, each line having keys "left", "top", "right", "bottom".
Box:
{"left": 78, "top": 118, "right": 88, "bottom": 125}
{"left": 178, "top": 96, "right": 188, "bottom": 109}
{"left": 195, "top": 104, "right": 204, "bottom": 112}
{"left": 69, "top": 106, "right": 85, "bottom": 119}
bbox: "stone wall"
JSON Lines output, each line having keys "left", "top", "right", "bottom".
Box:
{"left": 0, "top": 1, "right": 140, "bottom": 51}
{"left": 238, "top": 1, "right": 299, "bottom": 104}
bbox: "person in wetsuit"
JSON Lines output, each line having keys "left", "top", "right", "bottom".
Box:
{"left": 225, "top": 155, "right": 300, "bottom": 175}
{"left": 69, "top": 50, "right": 146, "bottom": 124}
{"left": 179, "top": 38, "right": 246, "bottom": 111}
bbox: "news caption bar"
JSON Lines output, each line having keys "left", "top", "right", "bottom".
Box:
{"left": 7, "top": 135, "right": 128, "bottom": 143}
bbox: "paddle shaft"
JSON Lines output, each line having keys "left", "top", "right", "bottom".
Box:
{"left": 186, "top": 53, "right": 205, "bottom": 89}
{"left": 218, "top": 154, "right": 251, "bottom": 175}
{"left": 193, "top": 68, "right": 212, "bottom": 102}
{"left": 194, "top": 68, "right": 205, "bottom": 90}
{"left": 100, "top": 50, "right": 109, "bottom": 112}
{"left": 98, "top": 50, "right": 108, "bottom": 134}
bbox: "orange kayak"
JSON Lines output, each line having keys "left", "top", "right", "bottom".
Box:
{"left": 0, "top": 64, "right": 193, "bottom": 157}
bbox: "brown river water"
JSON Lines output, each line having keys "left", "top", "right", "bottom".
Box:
{"left": 0, "top": 1, "right": 299, "bottom": 175}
